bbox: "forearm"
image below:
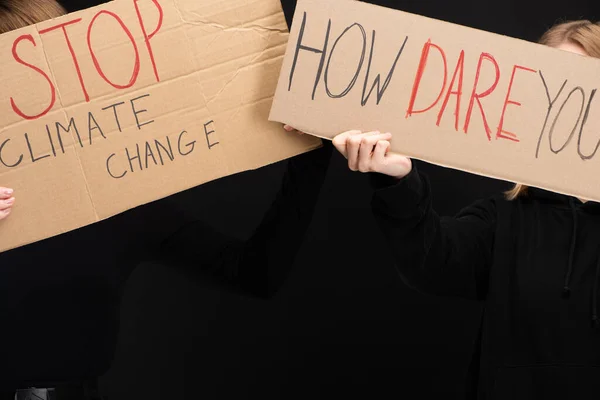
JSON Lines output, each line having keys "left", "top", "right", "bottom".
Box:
{"left": 158, "top": 141, "right": 333, "bottom": 298}
{"left": 370, "top": 164, "right": 493, "bottom": 300}
{"left": 235, "top": 141, "right": 333, "bottom": 297}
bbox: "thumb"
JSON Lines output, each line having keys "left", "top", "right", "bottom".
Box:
{"left": 381, "top": 153, "right": 412, "bottom": 179}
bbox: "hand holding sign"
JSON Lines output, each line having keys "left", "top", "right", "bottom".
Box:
{"left": 332, "top": 130, "right": 412, "bottom": 179}
{"left": 285, "top": 123, "right": 412, "bottom": 179}
{"left": 0, "top": 188, "right": 14, "bottom": 221}
{"left": 269, "top": 0, "right": 600, "bottom": 202}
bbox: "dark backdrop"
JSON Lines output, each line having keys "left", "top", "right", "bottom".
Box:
{"left": 57, "top": 0, "right": 600, "bottom": 399}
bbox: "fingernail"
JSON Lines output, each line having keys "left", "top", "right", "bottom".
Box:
{"left": 4, "top": 209, "right": 10, "bottom": 215}
{"left": 4, "top": 189, "right": 13, "bottom": 196}
{"left": 6, "top": 198, "right": 14, "bottom": 205}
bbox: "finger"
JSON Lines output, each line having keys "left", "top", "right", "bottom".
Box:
{"left": 358, "top": 134, "right": 392, "bottom": 172}
{"left": 358, "top": 133, "right": 392, "bottom": 172}
{"left": 347, "top": 131, "right": 381, "bottom": 171}
{"left": 0, "top": 197, "right": 14, "bottom": 211}
{"left": 346, "top": 133, "right": 367, "bottom": 170}
{"left": 0, "top": 188, "right": 13, "bottom": 200}
{"left": 283, "top": 124, "right": 295, "bottom": 132}
{"left": 373, "top": 140, "right": 391, "bottom": 165}
{"left": 362, "top": 132, "right": 392, "bottom": 148}
{"left": 332, "top": 130, "right": 362, "bottom": 158}
{"left": 0, "top": 208, "right": 11, "bottom": 221}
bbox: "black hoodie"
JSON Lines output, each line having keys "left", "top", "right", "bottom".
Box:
{"left": 0, "top": 141, "right": 332, "bottom": 391}
{"left": 370, "top": 164, "right": 600, "bottom": 399}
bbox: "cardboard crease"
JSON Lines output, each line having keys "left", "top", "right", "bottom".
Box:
{"left": 34, "top": 24, "right": 101, "bottom": 221}
{"left": 0, "top": 0, "right": 322, "bottom": 252}
{"left": 173, "top": 0, "right": 287, "bottom": 34}
{"left": 206, "top": 37, "right": 272, "bottom": 106}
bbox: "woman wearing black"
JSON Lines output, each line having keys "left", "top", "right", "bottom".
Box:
{"left": 0, "top": 2, "right": 332, "bottom": 399}
{"left": 330, "top": 21, "right": 600, "bottom": 399}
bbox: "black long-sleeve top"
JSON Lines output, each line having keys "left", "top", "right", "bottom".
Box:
{"left": 370, "top": 165, "right": 600, "bottom": 399}
{"left": 0, "top": 141, "right": 332, "bottom": 390}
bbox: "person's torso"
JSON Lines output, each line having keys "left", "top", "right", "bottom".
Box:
{"left": 0, "top": 197, "right": 189, "bottom": 388}
{"left": 480, "top": 193, "right": 600, "bottom": 399}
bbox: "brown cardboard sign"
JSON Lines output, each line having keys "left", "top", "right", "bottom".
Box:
{"left": 0, "top": 0, "right": 321, "bottom": 253}
{"left": 270, "top": 0, "right": 600, "bottom": 202}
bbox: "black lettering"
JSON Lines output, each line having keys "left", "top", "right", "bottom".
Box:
{"left": 126, "top": 143, "right": 142, "bottom": 172}
{"left": 46, "top": 125, "right": 56, "bottom": 157}
{"left": 178, "top": 130, "right": 195, "bottom": 155}
{"left": 362, "top": 33, "right": 408, "bottom": 106}
{"left": 324, "top": 23, "right": 366, "bottom": 98}
{"left": 25, "top": 133, "right": 50, "bottom": 163}
{"left": 144, "top": 141, "right": 158, "bottom": 168}
{"left": 55, "top": 123, "right": 65, "bottom": 154}
{"left": 131, "top": 94, "right": 154, "bottom": 129}
{"left": 0, "top": 139, "right": 23, "bottom": 168}
{"left": 577, "top": 89, "right": 599, "bottom": 160}
{"left": 56, "top": 117, "right": 83, "bottom": 148}
{"left": 204, "top": 120, "right": 218, "bottom": 149}
{"left": 106, "top": 153, "right": 127, "bottom": 179}
{"left": 288, "top": 12, "right": 331, "bottom": 100}
{"left": 56, "top": 117, "right": 82, "bottom": 148}
{"left": 88, "top": 111, "right": 106, "bottom": 145}
{"left": 154, "top": 137, "right": 174, "bottom": 164}
{"left": 535, "top": 71, "right": 566, "bottom": 158}
{"left": 548, "top": 87, "right": 584, "bottom": 154}
{"left": 102, "top": 101, "right": 126, "bottom": 132}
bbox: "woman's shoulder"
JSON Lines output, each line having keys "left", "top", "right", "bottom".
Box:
{"left": 453, "top": 192, "right": 517, "bottom": 225}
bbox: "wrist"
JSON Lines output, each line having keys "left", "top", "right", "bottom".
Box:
{"left": 388, "top": 159, "right": 413, "bottom": 180}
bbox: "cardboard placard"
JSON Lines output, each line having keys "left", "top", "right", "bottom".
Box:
{"left": 270, "top": 0, "right": 600, "bottom": 202}
{"left": 0, "top": 0, "right": 321, "bottom": 253}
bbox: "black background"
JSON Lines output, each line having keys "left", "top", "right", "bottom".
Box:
{"left": 54, "top": 0, "right": 600, "bottom": 399}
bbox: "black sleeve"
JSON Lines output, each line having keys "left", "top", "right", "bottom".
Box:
{"left": 158, "top": 141, "right": 333, "bottom": 298}
{"left": 369, "top": 164, "right": 496, "bottom": 301}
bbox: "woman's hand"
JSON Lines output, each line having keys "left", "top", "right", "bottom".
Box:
{"left": 332, "top": 130, "right": 412, "bottom": 179}
{"left": 284, "top": 124, "right": 304, "bottom": 134}
{"left": 0, "top": 187, "right": 14, "bottom": 221}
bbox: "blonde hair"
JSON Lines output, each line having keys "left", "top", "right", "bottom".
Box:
{"left": 0, "top": 0, "right": 66, "bottom": 34}
{"left": 506, "top": 20, "right": 600, "bottom": 200}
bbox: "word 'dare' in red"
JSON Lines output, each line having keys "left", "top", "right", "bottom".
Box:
{"left": 10, "top": 0, "right": 164, "bottom": 121}
{"left": 406, "top": 39, "right": 536, "bottom": 143}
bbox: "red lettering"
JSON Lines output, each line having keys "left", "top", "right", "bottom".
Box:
{"left": 437, "top": 50, "right": 465, "bottom": 131}
{"left": 463, "top": 53, "right": 500, "bottom": 140}
{"left": 134, "top": 0, "right": 164, "bottom": 82}
{"left": 496, "top": 65, "right": 537, "bottom": 142}
{"left": 87, "top": 10, "right": 141, "bottom": 89}
{"left": 406, "top": 40, "right": 448, "bottom": 117}
{"left": 10, "top": 35, "right": 56, "bottom": 120}
{"left": 40, "top": 19, "right": 89, "bottom": 102}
